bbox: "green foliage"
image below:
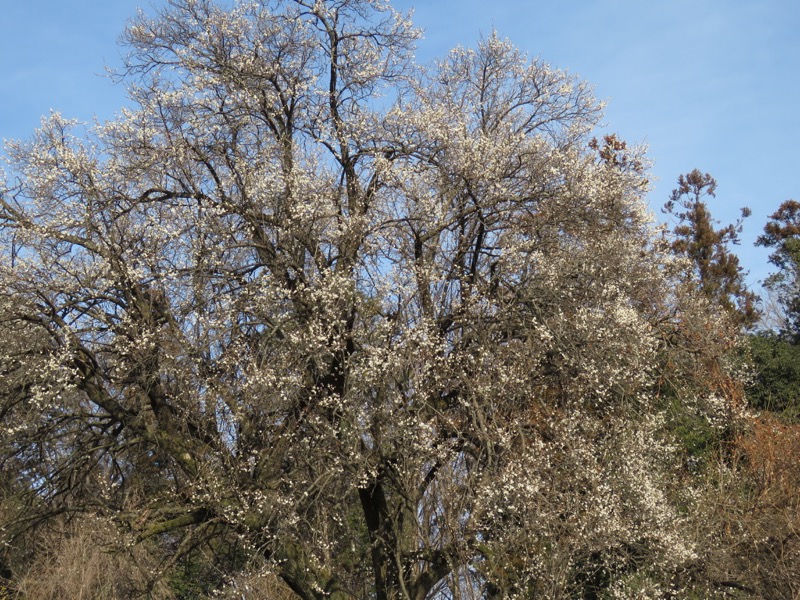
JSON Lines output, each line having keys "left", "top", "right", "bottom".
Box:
{"left": 670, "top": 408, "right": 719, "bottom": 460}
{"left": 167, "top": 536, "right": 251, "bottom": 600}
{"left": 746, "top": 332, "right": 800, "bottom": 420}
{"left": 756, "top": 200, "right": 800, "bottom": 341}
{"left": 168, "top": 557, "right": 218, "bottom": 600}
{"left": 0, "top": 580, "right": 13, "bottom": 600}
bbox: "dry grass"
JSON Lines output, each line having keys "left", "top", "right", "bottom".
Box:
{"left": 13, "top": 515, "right": 173, "bottom": 600}
{"left": 689, "top": 416, "right": 800, "bottom": 599}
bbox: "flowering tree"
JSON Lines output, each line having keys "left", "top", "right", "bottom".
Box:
{"left": 0, "top": 1, "right": 739, "bottom": 597}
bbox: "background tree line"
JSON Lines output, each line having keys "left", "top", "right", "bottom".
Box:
{"left": 663, "top": 166, "right": 800, "bottom": 422}
{"left": 0, "top": 0, "right": 798, "bottom": 598}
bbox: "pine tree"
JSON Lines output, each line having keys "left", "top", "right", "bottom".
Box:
{"left": 756, "top": 200, "right": 800, "bottom": 340}
{"left": 663, "top": 169, "right": 759, "bottom": 327}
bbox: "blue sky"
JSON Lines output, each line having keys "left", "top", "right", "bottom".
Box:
{"left": 2, "top": 0, "right": 799, "bottom": 291}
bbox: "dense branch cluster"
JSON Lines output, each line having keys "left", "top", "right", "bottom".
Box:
{"left": 0, "top": 1, "right": 751, "bottom": 598}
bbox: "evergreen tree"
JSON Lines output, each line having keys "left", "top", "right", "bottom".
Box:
{"left": 756, "top": 200, "right": 800, "bottom": 341}
{"left": 663, "top": 169, "right": 759, "bottom": 327}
